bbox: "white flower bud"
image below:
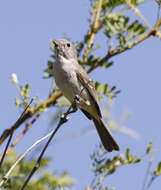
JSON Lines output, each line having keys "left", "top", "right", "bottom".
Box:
{"left": 10, "top": 73, "right": 18, "bottom": 85}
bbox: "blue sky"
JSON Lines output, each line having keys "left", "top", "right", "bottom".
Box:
{"left": 0, "top": 0, "right": 161, "bottom": 189}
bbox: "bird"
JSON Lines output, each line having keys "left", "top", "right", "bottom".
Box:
{"left": 52, "top": 38, "right": 119, "bottom": 152}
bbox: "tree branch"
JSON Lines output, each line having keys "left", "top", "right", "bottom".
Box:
{"left": 0, "top": 101, "right": 76, "bottom": 188}
{"left": 0, "top": 128, "right": 54, "bottom": 187}
{"left": 83, "top": 0, "right": 103, "bottom": 63}
{"left": 0, "top": 92, "right": 62, "bottom": 145}
{"left": 87, "top": 18, "right": 161, "bottom": 73}
{"left": 6, "top": 113, "right": 41, "bottom": 156}
{"left": 20, "top": 102, "right": 77, "bottom": 190}
{"left": 0, "top": 99, "right": 33, "bottom": 170}
{"left": 125, "top": 0, "right": 151, "bottom": 28}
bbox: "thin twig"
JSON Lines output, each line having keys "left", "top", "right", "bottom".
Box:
{"left": 0, "top": 132, "right": 13, "bottom": 172}
{"left": 125, "top": 0, "right": 161, "bottom": 38}
{"left": 6, "top": 113, "right": 41, "bottom": 155}
{"left": 20, "top": 124, "right": 62, "bottom": 190}
{"left": 0, "top": 92, "right": 62, "bottom": 145}
{"left": 20, "top": 102, "right": 77, "bottom": 190}
{"left": 87, "top": 18, "right": 161, "bottom": 73}
{"left": 0, "top": 101, "right": 75, "bottom": 188}
{"left": 125, "top": 0, "right": 151, "bottom": 28}
{"left": 0, "top": 99, "right": 33, "bottom": 170}
{"left": 142, "top": 157, "right": 153, "bottom": 190}
{"left": 15, "top": 99, "right": 34, "bottom": 126}
{"left": 147, "top": 175, "right": 157, "bottom": 189}
{"left": 83, "top": 0, "right": 102, "bottom": 63}
{"left": 154, "top": 18, "right": 161, "bottom": 38}
{"left": 0, "top": 127, "right": 54, "bottom": 187}
{"left": 156, "top": 5, "right": 161, "bottom": 24}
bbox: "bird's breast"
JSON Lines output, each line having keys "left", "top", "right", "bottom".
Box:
{"left": 53, "top": 62, "right": 80, "bottom": 102}
{"left": 53, "top": 61, "right": 99, "bottom": 118}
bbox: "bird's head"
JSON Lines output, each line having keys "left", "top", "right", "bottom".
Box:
{"left": 52, "top": 39, "right": 78, "bottom": 61}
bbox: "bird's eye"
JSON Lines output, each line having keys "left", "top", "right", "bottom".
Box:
{"left": 67, "top": 43, "right": 70, "bottom": 47}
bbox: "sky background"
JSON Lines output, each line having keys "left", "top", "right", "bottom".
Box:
{"left": 0, "top": 0, "right": 161, "bottom": 189}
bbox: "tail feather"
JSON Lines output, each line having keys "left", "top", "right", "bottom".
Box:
{"left": 93, "top": 118, "right": 119, "bottom": 152}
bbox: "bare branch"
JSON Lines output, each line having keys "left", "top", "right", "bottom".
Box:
{"left": 20, "top": 102, "right": 77, "bottom": 190}
{"left": 0, "top": 100, "right": 77, "bottom": 188}
{"left": 0, "top": 92, "right": 62, "bottom": 145}
{"left": 142, "top": 157, "right": 153, "bottom": 190}
{"left": 0, "top": 99, "right": 33, "bottom": 170}
{"left": 6, "top": 113, "right": 41, "bottom": 155}
{"left": 0, "top": 132, "right": 13, "bottom": 172}
{"left": 0, "top": 97, "right": 77, "bottom": 188}
{"left": 0, "top": 128, "right": 53, "bottom": 187}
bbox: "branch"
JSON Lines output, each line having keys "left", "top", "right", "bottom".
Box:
{"left": 0, "top": 91, "right": 62, "bottom": 145}
{"left": 0, "top": 99, "right": 33, "bottom": 170}
{"left": 0, "top": 128, "right": 53, "bottom": 187}
{"left": 20, "top": 102, "right": 77, "bottom": 190}
{"left": 0, "top": 101, "right": 76, "bottom": 188}
{"left": 142, "top": 157, "right": 153, "bottom": 190}
{"left": 87, "top": 18, "right": 161, "bottom": 73}
{"left": 83, "top": 0, "right": 102, "bottom": 63}
{"left": 6, "top": 113, "right": 41, "bottom": 155}
{"left": 125, "top": 0, "right": 151, "bottom": 28}
{"left": 125, "top": 0, "right": 161, "bottom": 38}
{"left": 0, "top": 132, "right": 13, "bottom": 172}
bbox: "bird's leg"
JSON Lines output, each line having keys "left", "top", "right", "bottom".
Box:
{"left": 67, "top": 95, "right": 80, "bottom": 115}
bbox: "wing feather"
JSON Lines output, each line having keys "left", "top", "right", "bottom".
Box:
{"left": 76, "top": 66, "right": 102, "bottom": 118}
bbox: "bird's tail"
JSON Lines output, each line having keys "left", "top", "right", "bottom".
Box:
{"left": 93, "top": 118, "right": 120, "bottom": 152}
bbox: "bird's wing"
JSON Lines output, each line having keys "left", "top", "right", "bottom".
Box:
{"left": 75, "top": 65, "right": 102, "bottom": 118}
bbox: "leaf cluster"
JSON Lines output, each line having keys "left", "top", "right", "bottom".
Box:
{"left": 0, "top": 152, "right": 74, "bottom": 190}
{"left": 89, "top": 141, "right": 161, "bottom": 189}
{"left": 15, "top": 84, "right": 31, "bottom": 108}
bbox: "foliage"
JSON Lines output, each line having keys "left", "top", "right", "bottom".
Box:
{"left": 0, "top": 151, "right": 74, "bottom": 190}
{"left": 89, "top": 142, "right": 161, "bottom": 190}
{"left": 10, "top": 73, "right": 32, "bottom": 108}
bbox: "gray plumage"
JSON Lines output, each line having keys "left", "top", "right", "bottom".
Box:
{"left": 53, "top": 39, "right": 119, "bottom": 152}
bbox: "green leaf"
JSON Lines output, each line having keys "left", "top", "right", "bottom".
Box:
{"left": 44, "top": 60, "right": 54, "bottom": 78}
{"left": 102, "top": 0, "right": 126, "bottom": 13}
{"left": 127, "top": 20, "right": 147, "bottom": 40}
{"left": 146, "top": 141, "right": 152, "bottom": 154}
{"left": 79, "top": 55, "right": 100, "bottom": 66}
{"left": 154, "top": 162, "right": 161, "bottom": 176}
{"left": 50, "top": 40, "right": 55, "bottom": 51}
{"left": 119, "top": 34, "right": 127, "bottom": 47}
{"left": 1, "top": 151, "right": 74, "bottom": 189}
{"left": 20, "top": 84, "right": 31, "bottom": 100}
{"left": 104, "top": 14, "right": 147, "bottom": 48}
{"left": 15, "top": 97, "right": 21, "bottom": 107}
{"left": 126, "top": 148, "right": 131, "bottom": 162}
{"left": 94, "top": 81, "right": 120, "bottom": 98}
{"left": 105, "top": 61, "right": 114, "bottom": 69}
